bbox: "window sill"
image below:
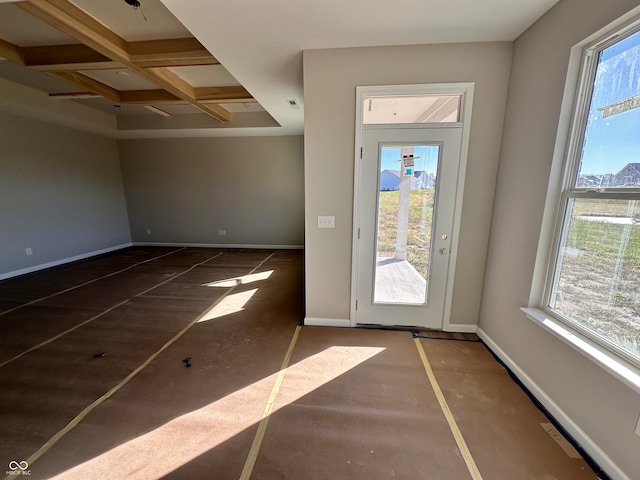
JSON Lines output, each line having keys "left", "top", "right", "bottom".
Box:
{"left": 521, "top": 307, "right": 640, "bottom": 395}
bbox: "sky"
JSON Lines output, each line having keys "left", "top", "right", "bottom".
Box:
{"left": 379, "top": 145, "right": 439, "bottom": 175}
{"left": 579, "top": 29, "right": 640, "bottom": 176}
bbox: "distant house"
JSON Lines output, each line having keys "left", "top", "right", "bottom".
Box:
{"left": 415, "top": 171, "right": 433, "bottom": 189}
{"left": 380, "top": 170, "right": 401, "bottom": 190}
{"left": 577, "top": 174, "right": 602, "bottom": 187}
{"left": 379, "top": 169, "right": 433, "bottom": 191}
{"left": 612, "top": 163, "right": 640, "bottom": 187}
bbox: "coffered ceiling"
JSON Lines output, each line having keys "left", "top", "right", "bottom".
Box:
{"left": 0, "top": 0, "right": 560, "bottom": 138}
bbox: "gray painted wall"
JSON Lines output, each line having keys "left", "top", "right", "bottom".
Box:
{"left": 118, "top": 136, "right": 304, "bottom": 247}
{"left": 303, "top": 42, "right": 513, "bottom": 325}
{"left": 0, "top": 111, "right": 131, "bottom": 277}
{"left": 480, "top": 1, "right": 640, "bottom": 478}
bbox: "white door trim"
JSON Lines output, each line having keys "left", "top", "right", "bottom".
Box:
{"left": 350, "top": 83, "right": 475, "bottom": 329}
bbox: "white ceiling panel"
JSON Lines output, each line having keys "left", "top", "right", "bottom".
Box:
{"left": 82, "top": 69, "right": 159, "bottom": 91}
{"left": 70, "top": 0, "right": 191, "bottom": 42}
{"left": 158, "top": 104, "right": 201, "bottom": 115}
{"left": 0, "top": 3, "right": 78, "bottom": 46}
{"left": 170, "top": 65, "right": 241, "bottom": 88}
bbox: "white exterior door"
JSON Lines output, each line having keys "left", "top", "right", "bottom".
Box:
{"left": 354, "top": 126, "right": 463, "bottom": 329}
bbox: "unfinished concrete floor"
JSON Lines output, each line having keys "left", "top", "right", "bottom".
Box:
{"left": 0, "top": 247, "right": 600, "bottom": 479}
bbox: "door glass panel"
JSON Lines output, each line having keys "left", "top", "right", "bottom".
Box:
{"left": 363, "top": 95, "right": 461, "bottom": 124}
{"left": 374, "top": 144, "right": 440, "bottom": 304}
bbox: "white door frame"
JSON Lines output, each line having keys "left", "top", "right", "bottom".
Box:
{"left": 350, "top": 83, "right": 475, "bottom": 330}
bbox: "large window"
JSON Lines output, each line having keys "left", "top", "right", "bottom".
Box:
{"left": 546, "top": 24, "right": 640, "bottom": 364}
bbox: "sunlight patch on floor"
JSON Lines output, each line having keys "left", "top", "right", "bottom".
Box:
{"left": 203, "top": 270, "right": 273, "bottom": 288}
{"left": 198, "top": 288, "right": 258, "bottom": 322}
{"left": 48, "top": 345, "right": 385, "bottom": 480}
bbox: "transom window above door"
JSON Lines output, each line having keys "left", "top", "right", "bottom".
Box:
{"left": 363, "top": 95, "right": 462, "bottom": 124}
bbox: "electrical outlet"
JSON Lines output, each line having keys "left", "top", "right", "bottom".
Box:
{"left": 318, "top": 215, "right": 335, "bottom": 229}
{"left": 25, "top": 247, "right": 33, "bottom": 255}
{"left": 635, "top": 414, "right": 640, "bottom": 437}
{"left": 218, "top": 230, "right": 226, "bottom": 236}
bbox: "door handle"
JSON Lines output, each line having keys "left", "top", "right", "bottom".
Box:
{"left": 439, "top": 248, "right": 449, "bottom": 255}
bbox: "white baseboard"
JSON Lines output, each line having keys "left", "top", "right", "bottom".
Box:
{"left": 133, "top": 242, "right": 304, "bottom": 250}
{"left": 1, "top": 242, "right": 302, "bottom": 281}
{"left": 304, "top": 317, "right": 352, "bottom": 328}
{"left": 443, "top": 323, "right": 478, "bottom": 333}
{"left": 303, "top": 319, "right": 479, "bottom": 331}
{"left": 477, "top": 327, "right": 629, "bottom": 480}
{"left": 0, "top": 243, "right": 133, "bottom": 281}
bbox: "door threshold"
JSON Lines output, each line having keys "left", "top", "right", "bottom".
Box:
{"left": 356, "top": 323, "right": 429, "bottom": 332}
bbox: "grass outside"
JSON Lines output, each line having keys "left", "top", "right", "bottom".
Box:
{"left": 555, "top": 198, "right": 640, "bottom": 357}
{"left": 376, "top": 190, "right": 435, "bottom": 279}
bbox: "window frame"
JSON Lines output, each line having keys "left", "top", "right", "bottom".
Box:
{"left": 525, "top": 11, "right": 640, "bottom": 394}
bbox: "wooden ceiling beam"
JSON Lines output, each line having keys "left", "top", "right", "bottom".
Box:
{"left": 196, "top": 102, "right": 235, "bottom": 121}
{"left": 143, "top": 66, "right": 195, "bottom": 100}
{"left": 132, "top": 56, "right": 220, "bottom": 69}
{"left": 129, "top": 38, "right": 219, "bottom": 67}
{"left": 195, "top": 86, "right": 255, "bottom": 103}
{"left": 21, "top": 44, "right": 118, "bottom": 71}
{"left": 119, "top": 89, "right": 182, "bottom": 104}
{"left": 119, "top": 86, "right": 257, "bottom": 105}
{"left": 0, "top": 38, "right": 25, "bottom": 64}
{"left": 17, "top": 0, "right": 231, "bottom": 122}
{"left": 47, "top": 71, "right": 121, "bottom": 102}
{"left": 145, "top": 67, "right": 231, "bottom": 121}
{"left": 17, "top": 39, "right": 218, "bottom": 71}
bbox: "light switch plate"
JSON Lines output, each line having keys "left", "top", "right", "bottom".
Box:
{"left": 318, "top": 215, "right": 335, "bottom": 229}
